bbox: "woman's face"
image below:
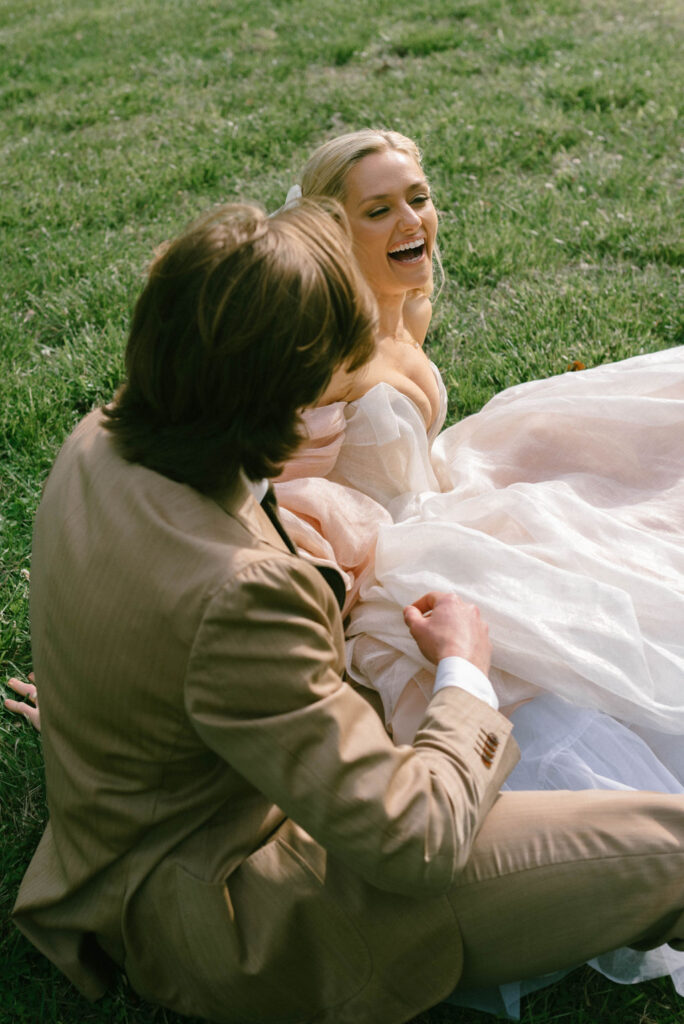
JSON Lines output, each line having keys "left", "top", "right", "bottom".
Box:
{"left": 342, "top": 148, "right": 438, "bottom": 300}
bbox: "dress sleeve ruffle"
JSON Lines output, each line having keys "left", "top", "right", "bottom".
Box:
{"left": 275, "top": 403, "right": 391, "bottom": 616}
{"left": 277, "top": 403, "right": 348, "bottom": 481}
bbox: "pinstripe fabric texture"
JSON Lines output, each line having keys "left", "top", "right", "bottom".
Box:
{"left": 14, "top": 409, "right": 518, "bottom": 1023}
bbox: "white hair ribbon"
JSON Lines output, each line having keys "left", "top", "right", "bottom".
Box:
{"left": 269, "top": 184, "right": 303, "bottom": 217}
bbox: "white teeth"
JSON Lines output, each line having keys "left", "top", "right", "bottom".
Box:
{"left": 389, "top": 238, "right": 425, "bottom": 254}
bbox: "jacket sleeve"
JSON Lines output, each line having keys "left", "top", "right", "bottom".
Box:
{"left": 184, "top": 556, "right": 519, "bottom": 896}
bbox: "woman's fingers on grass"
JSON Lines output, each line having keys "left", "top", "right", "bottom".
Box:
{"left": 4, "top": 697, "right": 41, "bottom": 728}
{"left": 6, "top": 677, "right": 38, "bottom": 704}
{"left": 4, "top": 682, "right": 41, "bottom": 731}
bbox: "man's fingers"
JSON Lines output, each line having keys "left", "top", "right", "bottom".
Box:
{"left": 406, "top": 591, "right": 449, "bottom": 616}
{"left": 403, "top": 605, "right": 421, "bottom": 629}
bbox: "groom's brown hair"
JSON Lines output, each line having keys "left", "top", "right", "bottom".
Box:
{"left": 104, "top": 200, "right": 376, "bottom": 493}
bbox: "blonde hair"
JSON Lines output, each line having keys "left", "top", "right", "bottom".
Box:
{"left": 300, "top": 129, "right": 442, "bottom": 298}
{"left": 301, "top": 129, "right": 423, "bottom": 202}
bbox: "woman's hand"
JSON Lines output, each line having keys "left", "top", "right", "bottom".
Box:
{"left": 404, "top": 591, "right": 491, "bottom": 676}
{"left": 4, "top": 672, "right": 41, "bottom": 731}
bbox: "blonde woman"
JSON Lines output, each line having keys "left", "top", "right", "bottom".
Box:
{"left": 272, "top": 128, "right": 684, "bottom": 1010}
{"left": 275, "top": 128, "right": 683, "bottom": 736}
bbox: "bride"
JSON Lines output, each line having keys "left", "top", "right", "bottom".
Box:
{"left": 272, "top": 129, "right": 684, "bottom": 1012}
{"left": 274, "top": 129, "right": 684, "bottom": 745}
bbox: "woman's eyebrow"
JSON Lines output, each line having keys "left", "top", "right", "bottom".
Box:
{"left": 358, "top": 192, "right": 391, "bottom": 205}
{"left": 358, "top": 182, "right": 428, "bottom": 206}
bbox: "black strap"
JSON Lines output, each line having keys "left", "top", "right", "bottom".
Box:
{"left": 260, "top": 486, "right": 297, "bottom": 554}
{"left": 312, "top": 564, "right": 347, "bottom": 613}
{"left": 260, "top": 487, "right": 346, "bottom": 611}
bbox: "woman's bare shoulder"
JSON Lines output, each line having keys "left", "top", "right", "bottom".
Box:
{"left": 316, "top": 363, "right": 364, "bottom": 406}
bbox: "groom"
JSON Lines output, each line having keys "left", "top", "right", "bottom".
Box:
{"left": 14, "top": 199, "right": 684, "bottom": 1024}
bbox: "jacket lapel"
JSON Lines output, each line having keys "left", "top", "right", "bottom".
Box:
{"left": 214, "top": 476, "right": 346, "bottom": 611}
{"left": 213, "top": 476, "right": 290, "bottom": 554}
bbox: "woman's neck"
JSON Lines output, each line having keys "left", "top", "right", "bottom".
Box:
{"left": 376, "top": 291, "right": 408, "bottom": 342}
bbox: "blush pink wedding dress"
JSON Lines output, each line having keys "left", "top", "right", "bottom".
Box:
{"left": 276, "top": 344, "right": 684, "bottom": 1016}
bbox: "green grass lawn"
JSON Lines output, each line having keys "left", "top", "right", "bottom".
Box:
{"left": 1, "top": 0, "right": 682, "bottom": 1020}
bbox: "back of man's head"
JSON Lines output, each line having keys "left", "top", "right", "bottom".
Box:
{"left": 104, "top": 200, "right": 377, "bottom": 493}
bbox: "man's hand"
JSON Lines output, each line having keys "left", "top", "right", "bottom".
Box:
{"left": 404, "top": 592, "right": 491, "bottom": 676}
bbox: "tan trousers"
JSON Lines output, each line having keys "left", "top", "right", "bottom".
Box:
{"left": 449, "top": 789, "right": 684, "bottom": 989}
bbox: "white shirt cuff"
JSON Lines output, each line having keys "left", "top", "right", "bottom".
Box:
{"left": 433, "top": 656, "right": 499, "bottom": 711}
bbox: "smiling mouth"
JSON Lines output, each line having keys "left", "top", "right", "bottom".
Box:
{"left": 388, "top": 238, "right": 426, "bottom": 264}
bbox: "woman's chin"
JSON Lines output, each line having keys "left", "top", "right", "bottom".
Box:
{"left": 387, "top": 257, "right": 432, "bottom": 290}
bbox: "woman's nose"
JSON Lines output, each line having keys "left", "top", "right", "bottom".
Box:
{"left": 398, "top": 203, "right": 421, "bottom": 230}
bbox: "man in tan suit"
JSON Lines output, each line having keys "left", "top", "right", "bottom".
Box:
{"left": 14, "top": 200, "right": 684, "bottom": 1024}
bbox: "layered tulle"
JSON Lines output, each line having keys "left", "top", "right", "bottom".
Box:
{"left": 342, "top": 349, "right": 684, "bottom": 749}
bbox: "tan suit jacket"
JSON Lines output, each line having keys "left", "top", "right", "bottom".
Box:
{"left": 14, "top": 409, "right": 519, "bottom": 1024}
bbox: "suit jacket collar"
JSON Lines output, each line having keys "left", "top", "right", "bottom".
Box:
{"left": 212, "top": 473, "right": 346, "bottom": 610}
{"left": 212, "top": 474, "right": 290, "bottom": 555}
